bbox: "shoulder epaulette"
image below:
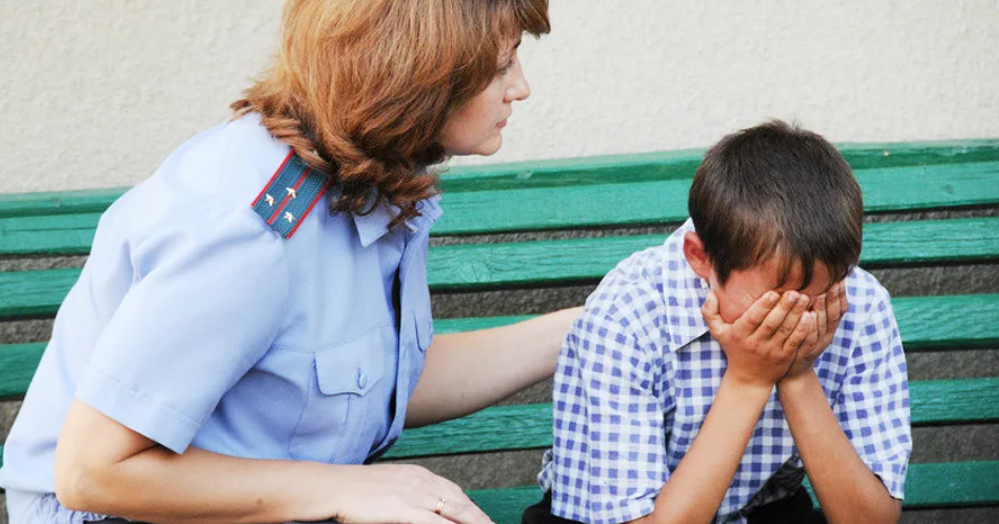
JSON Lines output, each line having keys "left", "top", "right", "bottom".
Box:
{"left": 251, "top": 151, "right": 328, "bottom": 239}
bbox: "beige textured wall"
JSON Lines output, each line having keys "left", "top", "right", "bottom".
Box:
{"left": 1, "top": 0, "right": 997, "bottom": 194}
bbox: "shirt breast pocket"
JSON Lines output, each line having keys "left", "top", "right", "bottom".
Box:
{"left": 288, "top": 327, "right": 389, "bottom": 463}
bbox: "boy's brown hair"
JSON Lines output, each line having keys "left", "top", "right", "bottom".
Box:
{"left": 688, "top": 120, "right": 863, "bottom": 288}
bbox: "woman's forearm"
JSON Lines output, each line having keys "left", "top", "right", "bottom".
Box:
{"left": 777, "top": 372, "right": 901, "bottom": 524}
{"left": 55, "top": 401, "right": 339, "bottom": 524}
{"left": 405, "top": 307, "right": 582, "bottom": 428}
{"left": 640, "top": 376, "right": 772, "bottom": 524}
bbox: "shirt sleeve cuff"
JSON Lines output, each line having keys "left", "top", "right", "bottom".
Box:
{"left": 868, "top": 461, "right": 908, "bottom": 499}
{"left": 554, "top": 496, "right": 656, "bottom": 524}
{"left": 76, "top": 364, "right": 201, "bottom": 454}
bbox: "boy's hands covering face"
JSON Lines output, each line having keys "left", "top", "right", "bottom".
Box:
{"left": 703, "top": 289, "right": 815, "bottom": 390}
{"left": 781, "top": 281, "right": 849, "bottom": 380}
{"left": 703, "top": 282, "right": 849, "bottom": 388}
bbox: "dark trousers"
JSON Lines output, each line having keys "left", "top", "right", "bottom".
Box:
{"left": 521, "top": 490, "right": 827, "bottom": 524}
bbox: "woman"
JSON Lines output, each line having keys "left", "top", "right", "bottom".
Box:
{"left": 0, "top": 1, "right": 578, "bottom": 523}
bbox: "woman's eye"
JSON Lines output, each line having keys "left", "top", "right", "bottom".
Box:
{"left": 497, "top": 59, "right": 514, "bottom": 77}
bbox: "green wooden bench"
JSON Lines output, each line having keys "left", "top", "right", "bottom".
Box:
{"left": 2, "top": 139, "right": 998, "bottom": 522}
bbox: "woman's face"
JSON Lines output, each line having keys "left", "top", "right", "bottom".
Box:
{"left": 440, "top": 38, "right": 532, "bottom": 157}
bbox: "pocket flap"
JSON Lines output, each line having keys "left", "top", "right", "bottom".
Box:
{"left": 314, "top": 329, "right": 387, "bottom": 396}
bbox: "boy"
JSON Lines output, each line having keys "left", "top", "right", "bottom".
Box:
{"left": 528, "top": 121, "right": 911, "bottom": 524}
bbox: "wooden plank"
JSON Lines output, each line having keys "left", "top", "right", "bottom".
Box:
{"left": 0, "top": 343, "right": 45, "bottom": 400}
{"left": 897, "top": 461, "right": 999, "bottom": 509}
{"left": 467, "top": 462, "right": 999, "bottom": 524}
{"left": 0, "top": 212, "right": 101, "bottom": 256}
{"left": 6, "top": 161, "right": 999, "bottom": 256}
{"left": 0, "top": 187, "right": 128, "bottom": 218}
{"left": 2, "top": 378, "right": 995, "bottom": 468}
{"left": 434, "top": 160, "right": 999, "bottom": 235}
{"left": 894, "top": 295, "right": 999, "bottom": 351}
{"left": 3, "top": 140, "right": 997, "bottom": 219}
{"left": 426, "top": 218, "right": 999, "bottom": 291}
{"left": 0, "top": 458, "right": 991, "bottom": 511}
{"left": 385, "top": 378, "right": 999, "bottom": 459}
{"left": 442, "top": 140, "right": 999, "bottom": 193}
{"left": 0, "top": 268, "right": 82, "bottom": 319}
{"left": 2, "top": 218, "right": 998, "bottom": 319}
{"left": 909, "top": 378, "right": 999, "bottom": 425}
{"left": 2, "top": 294, "right": 996, "bottom": 400}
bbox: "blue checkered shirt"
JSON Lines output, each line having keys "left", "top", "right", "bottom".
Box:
{"left": 538, "top": 220, "right": 911, "bottom": 524}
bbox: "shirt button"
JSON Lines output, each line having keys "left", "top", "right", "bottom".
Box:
{"left": 357, "top": 368, "right": 368, "bottom": 389}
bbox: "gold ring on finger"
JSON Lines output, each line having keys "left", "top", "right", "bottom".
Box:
{"left": 434, "top": 497, "right": 447, "bottom": 515}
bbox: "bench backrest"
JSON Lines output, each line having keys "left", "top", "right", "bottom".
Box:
{"left": 2, "top": 139, "right": 998, "bottom": 520}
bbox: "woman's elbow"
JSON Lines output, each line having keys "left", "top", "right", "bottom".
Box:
{"left": 54, "top": 446, "right": 117, "bottom": 513}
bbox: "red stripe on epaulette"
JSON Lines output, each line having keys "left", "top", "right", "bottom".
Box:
{"left": 266, "top": 167, "right": 312, "bottom": 225}
{"left": 252, "top": 150, "right": 294, "bottom": 208}
{"left": 287, "top": 178, "right": 329, "bottom": 239}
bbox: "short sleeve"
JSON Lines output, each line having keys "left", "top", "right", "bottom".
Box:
{"left": 550, "top": 300, "right": 668, "bottom": 524}
{"left": 75, "top": 207, "right": 290, "bottom": 454}
{"left": 834, "top": 288, "right": 912, "bottom": 499}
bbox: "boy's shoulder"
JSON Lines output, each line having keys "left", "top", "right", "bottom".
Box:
{"left": 588, "top": 225, "right": 688, "bottom": 309}
{"left": 578, "top": 222, "right": 703, "bottom": 347}
{"left": 843, "top": 266, "right": 895, "bottom": 320}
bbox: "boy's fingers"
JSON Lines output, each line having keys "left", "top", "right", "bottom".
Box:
{"left": 814, "top": 293, "right": 828, "bottom": 341}
{"left": 838, "top": 282, "right": 849, "bottom": 318}
{"left": 733, "top": 291, "right": 779, "bottom": 336}
{"left": 783, "top": 311, "right": 813, "bottom": 355}
{"left": 802, "top": 313, "right": 820, "bottom": 355}
{"left": 825, "top": 282, "right": 843, "bottom": 322}
{"left": 757, "top": 291, "right": 806, "bottom": 340}
{"left": 701, "top": 290, "right": 727, "bottom": 334}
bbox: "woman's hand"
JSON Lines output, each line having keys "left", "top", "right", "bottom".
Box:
{"left": 321, "top": 464, "right": 495, "bottom": 524}
{"left": 55, "top": 400, "right": 495, "bottom": 524}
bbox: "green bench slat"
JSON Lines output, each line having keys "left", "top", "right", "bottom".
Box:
{"left": 434, "top": 160, "right": 999, "bottom": 236}
{"left": 429, "top": 217, "right": 999, "bottom": 290}
{"left": 0, "top": 267, "right": 83, "bottom": 319}
{"left": 3, "top": 141, "right": 996, "bottom": 220}
{"left": 2, "top": 294, "right": 996, "bottom": 401}
{"left": 433, "top": 294, "right": 999, "bottom": 352}
{"left": 2, "top": 218, "right": 998, "bottom": 319}
{"left": 436, "top": 140, "right": 999, "bottom": 192}
{"left": 1, "top": 379, "right": 996, "bottom": 468}
{"left": 385, "top": 378, "right": 999, "bottom": 459}
{"left": 894, "top": 461, "right": 999, "bottom": 509}
{"left": 6, "top": 161, "right": 999, "bottom": 255}
{"left": 0, "top": 212, "right": 101, "bottom": 257}
{"left": 0, "top": 343, "right": 46, "bottom": 400}
{"left": 0, "top": 187, "right": 128, "bottom": 219}
{"left": 467, "top": 461, "right": 999, "bottom": 524}
{"left": 895, "top": 294, "right": 999, "bottom": 351}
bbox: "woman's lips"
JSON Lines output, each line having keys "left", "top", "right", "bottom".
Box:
{"left": 497, "top": 118, "right": 508, "bottom": 128}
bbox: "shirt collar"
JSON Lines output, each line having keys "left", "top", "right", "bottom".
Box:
{"left": 662, "top": 219, "right": 712, "bottom": 351}
{"left": 352, "top": 194, "right": 443, "bottom": 247}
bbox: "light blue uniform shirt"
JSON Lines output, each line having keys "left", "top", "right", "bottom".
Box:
{"left": 0, "top": 114, "right": 440, "bottom": 524}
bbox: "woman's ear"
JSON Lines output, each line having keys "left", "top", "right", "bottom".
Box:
{"left": 683, "top": 231, "right": 714, "bottom": 282}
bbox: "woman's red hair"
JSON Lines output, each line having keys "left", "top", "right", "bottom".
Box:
{"left": 233, "top": 0, "right": 550, "bottom": 227}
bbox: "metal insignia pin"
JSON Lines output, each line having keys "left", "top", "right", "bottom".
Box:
{"left": 284, "top": 212, "right": 295, "bottom": 223}
{"left": 264, "top": 194, "right": 275, "bottom": 206}
{"left": 286, "top": 187, "right": 298, "bottom": 199}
